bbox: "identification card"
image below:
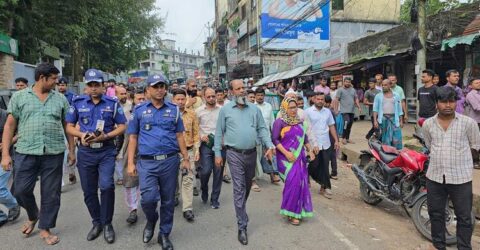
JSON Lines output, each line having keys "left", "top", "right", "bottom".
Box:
{"left": 96, "top": 120, "right": 105, "bottom": 131}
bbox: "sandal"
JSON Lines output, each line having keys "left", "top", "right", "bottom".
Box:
{"left": 40, "top": 233, "right": 60, "bottom": 245}
{"left": 271, "top": 175, "right": 281, "bottom": 184}
{"left": 289, "top": 218, "right": 301, "bottom": 226}
{"left": 21, "top": 219, "right": 38, "bottom": 237}
{"left": 251, "top": 183, "right": 261, "bottom": 192}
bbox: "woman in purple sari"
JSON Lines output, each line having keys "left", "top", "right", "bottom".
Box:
{"left": 272, "top": 97, "right": 315, "bottom": 226}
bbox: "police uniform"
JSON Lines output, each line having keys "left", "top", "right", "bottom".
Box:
{"left": 65, "top": 94, "right": 126, "bottom": 227}
{"left": 127, "top": 100, "right": 184, "bottom": 236}
{"left": 64, "top": 91, "right": 76, "bottom": 106}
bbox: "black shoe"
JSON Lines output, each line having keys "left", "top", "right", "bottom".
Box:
{"left": 7, "top": 205, "right": 20, "bottom": 222}
{"left": 238, "top": 229, "right": 248, "bottom": 245}
{"left": 183, "top": 210, "right": 195, "bottom": 222}
{"left": 0, "top": 219, "right": 7, "bottom": 227}
{"left": 330, "top": 175, "right": 338, "bottom": 180}
{"left": 174, "top": 197, "right": 179, "bottom": 207}
{"left": 223, "top": 175, "right": 231, "bottom": 183}
{"left": 193, "top": 187, "right": 199, "bottom": 196}
{"left": 143, "top": 221, "right": 155, "bottom": 243}
{"left": 126, "top": 209, "right": 138, "bottom": 224}
{"left": 211, "top": 202, "right": 220, "bottom": 209}
{"left": 158, "top": 234, "right": 174, "bottom": 250}
{"left": 103, "top": 224, "right": 115, "bottom": 244}
{"left": 87, "top": 224, "right": 103, "bottom": 241}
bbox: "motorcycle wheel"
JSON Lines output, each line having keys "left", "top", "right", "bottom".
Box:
{"left": 359, "top": 162, "right": 383, "bottom": 205}
{"left": 411, "top": 195, "right": 475, "bottom": 245}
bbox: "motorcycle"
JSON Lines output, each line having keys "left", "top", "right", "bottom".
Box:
{"left": 352, "top": 119, "right": 474, "bottom": 245}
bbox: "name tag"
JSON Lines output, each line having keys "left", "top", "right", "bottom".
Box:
{"left": 78, "top": 108, "right": 90, "bottom": 112}
{"left": 96, "top": 120, "right": 105, "bottom": 131}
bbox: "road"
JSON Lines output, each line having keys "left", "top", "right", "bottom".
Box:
{"left": 0, "top": 162, "right": 470, "bottom": 250}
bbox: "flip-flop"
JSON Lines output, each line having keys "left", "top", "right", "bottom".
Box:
{"left": 40, "top": 234, "right": 60, "bottom": 245}
{"left": 251, "top": 184, "right": 261, "bottom": 192}
{"left": 289, "top": 218, "right": 301, "bottom": 226}
{"left": 21, "top": 219, "right": 38, "bottom": 237}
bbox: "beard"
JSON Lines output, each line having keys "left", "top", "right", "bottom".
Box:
{"left": 187, "top": 90, "right": 197, "bottom": 97}
{"left": 234, "top": 95, "right": 247, "bottom": 105}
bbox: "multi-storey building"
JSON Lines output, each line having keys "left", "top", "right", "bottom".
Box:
{"left": 137, "top": 39, "right": 206, "bottom": 81}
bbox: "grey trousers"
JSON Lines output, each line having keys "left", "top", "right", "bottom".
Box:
{"left": 226, "top": 149, "right": 256, "bottom": 230}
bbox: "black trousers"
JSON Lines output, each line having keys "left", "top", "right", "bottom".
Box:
{"left": 328, "top": 145, "right": 337, "bottom": 176}
{"left": 366, "top": 115, "right": 376, "bottom": 139}
{"left": 426, "top": 179, "right": 473, "bottom": 250}
{"left": 13, "top": 152, "right": 64, "bottom": 229}
{"left": 342, "top": 113, "right": 355, "bottom": 140}
{"left": 308, "top": 148, "right": 331, "bottom": 189}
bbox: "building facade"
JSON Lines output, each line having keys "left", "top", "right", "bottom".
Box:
{"left": 138, "top": 39, "right": 206, "bottom": 81}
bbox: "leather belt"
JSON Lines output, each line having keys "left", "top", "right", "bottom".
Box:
{"left": 78, "top": 140, "right": 114, "bottom": 149}
{"left": 225, "top": 146, "right": 256, "bottom": 155}
{"left": 139, "top": 152, "right": 178, "bottom": 161}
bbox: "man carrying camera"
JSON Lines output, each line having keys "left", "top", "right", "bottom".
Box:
{"left": 65, "top": 69, "right": 126, "bottom": 244}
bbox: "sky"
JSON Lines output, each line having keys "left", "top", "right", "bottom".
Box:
{"left": 155, "top": 0, "right": 215, "bottom": 55}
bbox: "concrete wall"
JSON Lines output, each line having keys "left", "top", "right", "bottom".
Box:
{"left": 332, "top": 0, "right": 401, "bottom": 23}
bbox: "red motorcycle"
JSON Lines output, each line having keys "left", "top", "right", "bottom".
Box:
{"left": 352, "top": 119, "right": 474, "bottom": 245}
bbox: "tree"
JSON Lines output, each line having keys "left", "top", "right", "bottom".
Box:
{"left": 0, "top": 0, "right": 164, "bottom": 80}
{"left": 400, "top": 0, "right": 475, "bottom": 23}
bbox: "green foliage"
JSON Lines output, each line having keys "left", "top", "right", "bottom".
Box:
{"left": 0, "top": 0, "right": 164, "bottom": 75}
{"left": 400, "top": 0, "right": 474, "bottom": 24}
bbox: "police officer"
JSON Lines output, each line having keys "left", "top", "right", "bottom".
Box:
{"left": 65, "top": 69, "right": 126, "bottom": 244}
{"left": 57, "top": 77, "right": 76, "bottom": 105}
{"left": 126, "top": 74, "right": 190, "bottom": 250}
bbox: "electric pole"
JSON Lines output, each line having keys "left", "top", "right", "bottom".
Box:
{"left": 416, "top": 0, "right": 426, "bottom": 92}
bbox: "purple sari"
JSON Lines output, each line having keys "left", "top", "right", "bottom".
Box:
{"left": 272, "top": 119, "right": 313, "bottom": 219}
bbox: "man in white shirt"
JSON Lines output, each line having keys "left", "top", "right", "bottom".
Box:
{"left": 305, "top": 92, "right": 340, "bottom": 199}
{"left": 255, "top": 88, "right": 280, "bottom": 186}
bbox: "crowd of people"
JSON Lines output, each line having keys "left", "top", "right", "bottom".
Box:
{"left": 1, "top": 61, "right": 480, "bottom": 250}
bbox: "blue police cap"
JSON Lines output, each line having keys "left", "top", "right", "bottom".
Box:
{"left": 58, "top": 77, "right": 69, "bottom": 84}
{"left": 146, "top": 74, "right": 168, "bottom": 86}
{"left": 85, "top": 69, "right": 104, "bottom": 84}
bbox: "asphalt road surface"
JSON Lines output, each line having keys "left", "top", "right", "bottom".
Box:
{"left": 0, "top": 164, "right": 466, "bottom": 250}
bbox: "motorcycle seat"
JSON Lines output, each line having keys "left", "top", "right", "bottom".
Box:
{"left": 370, "top": 141, "right": 398, "bottom": 164}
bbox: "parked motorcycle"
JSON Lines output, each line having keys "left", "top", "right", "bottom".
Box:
{"left": 352, "top": 120, "right": 474, "bottom": 245}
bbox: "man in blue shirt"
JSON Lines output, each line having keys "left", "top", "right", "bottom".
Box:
{"left": 65, "top": 69, "right": 127, "bottom": 244}
{"left": 214, "top": 79, "right": 274, "bottom": 246}
{"left": 126, "top": 74, "right": 190, "bottom": 250}
{"left": 57, "top": 77, "right": 76, "bottom": 105}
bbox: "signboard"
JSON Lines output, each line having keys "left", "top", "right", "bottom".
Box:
{"left": 312, "top": 43, "right": 346, "bottom": 70}
{"left": 219, "top": 66, "right": 226, "bottom": 74}
{"left": 260, "top": 0, "right": 330, "bottom": 50}
{"left": 227, "top": 48, "right": 238, "bottom": 65}
{"left": 288, "top": 48, "right": 314, "bottom": 69}
{"left": 0, "top": 33, "right": 18, "bottom": 57}
{"left": 248, "top": 56, "right": 261, "bottom": 65}
{"left": 237, "top": 21, "right": 248, "bottom": 39}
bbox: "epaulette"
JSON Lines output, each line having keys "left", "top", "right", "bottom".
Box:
{"left": 103, "top": 95, "right": 118, "bottom": 103}
{"left": 72, "top": 94, "right": 87, "bottom": 103}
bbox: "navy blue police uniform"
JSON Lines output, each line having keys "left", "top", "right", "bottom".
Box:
{"left": 127, "top": 100, "right": 184, "bottom": 236}
{"left": 66, "top": 93, "right": 126, "bottom": 227}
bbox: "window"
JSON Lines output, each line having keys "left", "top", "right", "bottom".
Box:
{"left": 189, "top": 59, "right": 193, "bottom": 64}
{"left": 251, "top": 0, "right": 256, "bottom": 10}
{"left": 332, "top": 0, "right": 344, "bottom": 10}
{"left": 164, "top": 55, "right": 169, "bottom": 60}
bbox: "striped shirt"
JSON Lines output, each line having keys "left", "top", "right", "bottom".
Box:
{"left": 7, "top": 87, "right": 70, "bottom": 155}
{"left": 423, "top": 113, "right": 480, "bottom": 184}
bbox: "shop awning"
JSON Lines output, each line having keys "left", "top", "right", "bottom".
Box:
{"left": 254, "top": 65, "right": 310, "bottom": 86}
{"left": 322, "top": 64, "right": 353, "bottom": 72}
{"left": 441, "top": 33, "right": 480, "bottom": 51}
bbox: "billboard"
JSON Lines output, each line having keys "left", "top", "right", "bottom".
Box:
{"left": 261, "top": 0, "right": 330, "bottom": 50}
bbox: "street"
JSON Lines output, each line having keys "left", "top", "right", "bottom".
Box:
{"left": 0, "top": 161, "right": 437, "bottom": 250}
